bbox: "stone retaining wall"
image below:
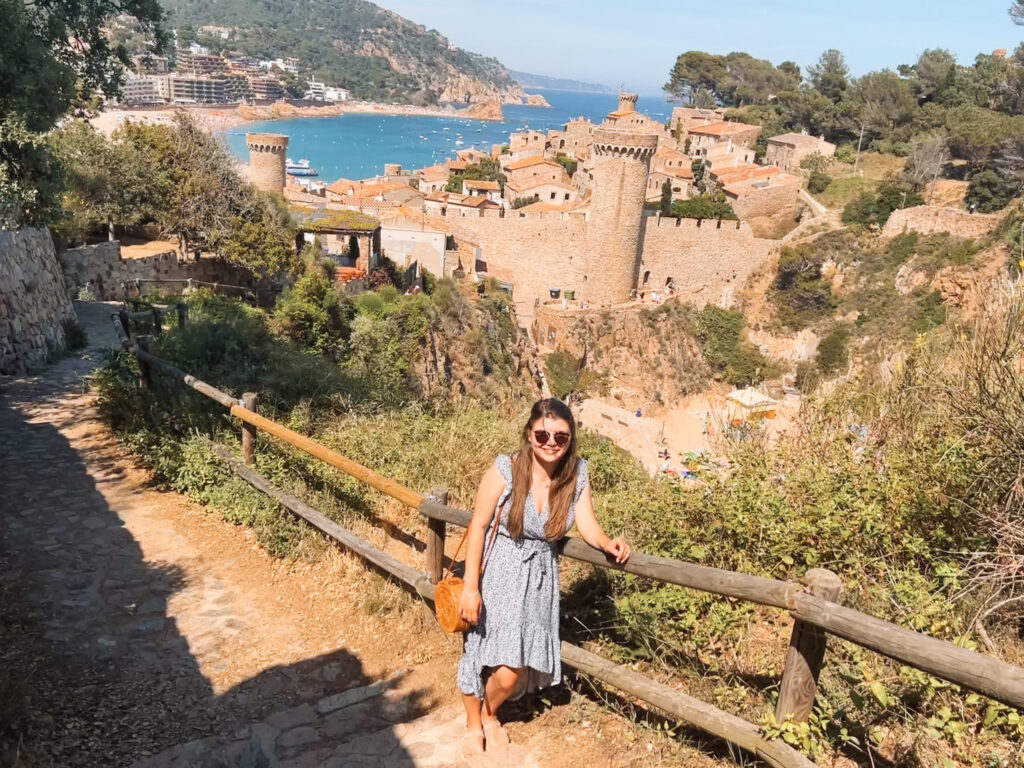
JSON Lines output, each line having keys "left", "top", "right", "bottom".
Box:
{"left": 59, "top": 242, "right": 263, "bottom": 301}
{"left": 0, "top": 228, "right": 77, "bottom": 375}
{"left": 882, "top": 205, "right": 1003, "bottom": 241}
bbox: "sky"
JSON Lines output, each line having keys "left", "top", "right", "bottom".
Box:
{"left": 376, "top": 0, "right": 1022, "bottom": 95}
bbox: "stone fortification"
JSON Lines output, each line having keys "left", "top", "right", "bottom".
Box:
{"left": 1, "top": 228, "right": 76, "bottom": 375}
{"left": 451, "top": 215, "right": 587, "bottom": 316}
{"left": 60, "top": 242, "right": 264, "bottom": 301}
{"left": 881, "top": 205, "right": 1003, "bottom": 241}
{"left": 246, "top": 132, "right": 289, "bottom": 195}
{"left": 583, "top": 127, "right": 659, "bottom": 304}
{"left": 638, "top": 215, "right": 777, "bottom": 307}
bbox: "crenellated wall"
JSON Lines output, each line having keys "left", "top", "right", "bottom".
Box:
{"left": 0, "top": 228, "right": 77, "bottom": 375}
{"left": 637, "top": 215, "right": 777, "bottom": 308}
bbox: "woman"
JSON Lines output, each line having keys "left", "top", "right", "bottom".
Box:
{"left": 455, "top": 398, "right": 631, "bottom": 757}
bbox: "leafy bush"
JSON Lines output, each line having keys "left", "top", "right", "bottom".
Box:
{"left": 835, "top": 143, "right": 856, "bottom": 163}
{"left": 842, "top": 181, "right": 923, "bottom": 227}
{"left": 271, "top": 272, "right": 354, "bottom": 359}
{"left": 669, "top": 195, "right": 738, "bottom": 220}
{"left": 771, "top": 246, "right": 835, "bottom": 330}
{"left": 807, "top": 171, "right": 832, "bottom": 194}
{"left": 815, "top": 326, "right": 849, "bottom": 374}
{"left": 62, "top": 319, "right": 87, "bottom": 351}
{"left": 966, "top": 169, "right": 1016, "bottom": 213}
{"left": 544, "top": 351, "right": 580, "bottom": 398}
{"left": 511, "top": 195, "right": 540, "bottom": 209}
{"left": 691, "top": 305, "right": 777, "bottom": 386}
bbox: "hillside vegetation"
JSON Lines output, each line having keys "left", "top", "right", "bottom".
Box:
{"left": 163, "top": 0, "right": 524, "bottom": 104}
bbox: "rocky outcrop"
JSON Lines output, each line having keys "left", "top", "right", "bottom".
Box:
{"left": 458, "top": 99, "right": 504, "bottom": 121}
{"left": 525, "top": 93, "right": 552, "bottom": 108}
{"left": 0, "top": 228, "right": 77, "bottom": 375}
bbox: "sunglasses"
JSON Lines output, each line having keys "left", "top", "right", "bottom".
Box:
{"left": 533, "top": 430, "right": 571, "bottom": 447}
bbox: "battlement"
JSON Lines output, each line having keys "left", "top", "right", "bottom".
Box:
{"left": 591, "top": 127, "right": 659, "bottom": 159}
{"left": 246, "top": 133, "right": 289, "bottom": 153}
{"left": 647, "top": 214, "right": 749, "bottom": 234}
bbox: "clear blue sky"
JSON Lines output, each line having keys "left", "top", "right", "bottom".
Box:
{"left": 377, "top": 1, "right": 1021, "bottom": 95}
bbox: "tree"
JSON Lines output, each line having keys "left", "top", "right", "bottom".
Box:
{"left": 659, "top": 179, "right": 673, "bottom": 216}
{"left": 1011, "top": 0, "right": 1024, "bottom": 24}
{"left": 967, "top": 169, "right": 1016, "bottom": 212}
{"left": 669, "top": 195, "right": 737, "bottom": 220}
{"left": 664, "top": 51, "right": 728, "bottom": 105}
{"left": 807, "top": 50, "right": 850, "bottom": 102}
{"left": 852, "top": 70, "right": 918, "bottom": 138}
{"left": 0, "top": 0, "right": 165, "bottom": 227}
{"left": 910, "top": 49, "right": 959, "bottom": 104}
{"left": 905, "top": 134, "right": 950, "bottom": 197}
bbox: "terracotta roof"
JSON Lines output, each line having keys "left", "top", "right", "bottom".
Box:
{"left": 326, "top": 178, "right": 359, "bottom": 195}
{"left": 450, "top": 195, "right": 500, "bottom": 209}
{"left": 504, "top": 155, "right": 562, "bottom": 171}
{"left": 506, "top": 178, "right": 575, "bottom": 193}
{"left": 689, "top": 120, "right": 760, "bottom": 137}
{"left": 723, "top": 171, "right": 801, "bottom": 198}
{"left": 417, "top": 165, "right": 449, "bottom": 183}
{"left": 711, "top": 164, "right": 776, "bottom": 185}
{"left": 447, "top": 160, "right": 469, "bottom": 171}
{"left": 463, "top": 179, "right": 500, "bottom": 191}
{"left": 378, "top": 206, "right": 453, "bottom": 234}
{"left": 355, "top": 179, "right": 409, "bottom": 198}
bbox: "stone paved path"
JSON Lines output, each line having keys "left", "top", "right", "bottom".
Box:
{"left": 0, "top": 302, "right": 545, "bottom": 768}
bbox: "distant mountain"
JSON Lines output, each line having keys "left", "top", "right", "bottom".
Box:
{"left": 509, "top": 70, "right": 616, "bottom": 94}
{"left": 162, "top": 0, "right": 526, "bottom": 105}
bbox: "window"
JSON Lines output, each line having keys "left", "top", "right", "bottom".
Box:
{"left": 550, "top": 192, "right": 557, "bottom": 200}
{"left": 564, "top": 193, "right": 570, "bottom": 201}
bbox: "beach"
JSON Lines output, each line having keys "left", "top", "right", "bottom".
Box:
{"left": 90, "top": 99, "right": 499, "bottom": 137}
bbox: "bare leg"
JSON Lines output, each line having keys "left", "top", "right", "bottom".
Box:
{"left": 481, "top": 666, "right": 525, "bottom": 748}
{"left": 461, "top": 694, "right": 484, "bottom": 757}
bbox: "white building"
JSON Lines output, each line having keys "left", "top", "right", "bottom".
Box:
{"left": 123, "top": 73, "right": 170, "bottom": 105}
{"left": 305, "top": 78, "right": 349, "bottom": 102}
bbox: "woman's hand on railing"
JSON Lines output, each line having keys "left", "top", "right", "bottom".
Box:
{"left": 458, "top": 588, "right": 482, "bottom": 626}
{"left": 603, "top": 536, "right": 631, "bottom": 564}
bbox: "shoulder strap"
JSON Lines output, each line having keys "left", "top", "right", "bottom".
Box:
{"left": 441, "top": 492, "right": 503, "bottom": 581}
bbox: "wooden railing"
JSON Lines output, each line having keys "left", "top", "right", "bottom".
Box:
{"left": 110, "top": 314, "right": 1024, "bottom": 768}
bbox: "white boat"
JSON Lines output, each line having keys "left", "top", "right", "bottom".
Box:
{"left": 285, "top": 158, "right": 319, "bottom": 176}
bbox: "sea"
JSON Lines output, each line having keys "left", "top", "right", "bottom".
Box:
{"left": 223, "top": 90, "right": 672, "bottom": 181}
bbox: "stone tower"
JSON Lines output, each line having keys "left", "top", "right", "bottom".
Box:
{"left": 582, "top": 97, "right": 658, "bottom": 305}
{"left": 246, "top": 132, "right": 289, "bottom": 195}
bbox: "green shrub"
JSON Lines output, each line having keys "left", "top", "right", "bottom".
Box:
{"left": 807, "top": 171, "right": 832, "bottom": 194}
{"left": 772, "top": 246, "right": 835, "bottom": 330}
{"left": 62, "top": 319, "right": 87, "bottom": 351}
{"left": 835, "top": 143, "right": 856, "bottom": 163}
{"left": 815, "top": 326, "right": 849, "bottom": 374}
{"left": 915, "top": 290, "right": 947, "bottom": 332}
{"left": 692, "top": 305, "right": 776, "bottom": 386}
{"left": 669, "top": 195, "right": 738, "bottom": 221}
{"left": 271, "top": 272, "right": 354, "bottom": 359}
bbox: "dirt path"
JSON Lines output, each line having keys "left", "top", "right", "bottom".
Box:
{"left": 1, "top": 302, "right": 663, "bottom": 768}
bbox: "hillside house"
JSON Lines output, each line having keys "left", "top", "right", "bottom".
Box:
{"left": 765, "top": 132, "right": 837, "bottom": 172}
{"left": 462, "top": 179, "right": 503, "bottom": 203}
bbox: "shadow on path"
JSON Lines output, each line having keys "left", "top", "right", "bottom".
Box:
{"left": 0, "top": 303, "right": 429, "bottom": 767}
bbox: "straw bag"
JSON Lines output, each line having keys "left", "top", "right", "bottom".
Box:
{"left": 435, "top": 514, "right": 501, "bottom": 634}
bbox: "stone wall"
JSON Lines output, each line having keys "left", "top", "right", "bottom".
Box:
{"left": 60, "top": 242, "right": 264, "bottom": 301}
{"left": 638, "top": 215, "right": 777, "bottom": 307}
{"left": 0, "top": 228, "right": 76, "bottom": 375}
{"left": 881, "top": 205, "right": 1003, "bottom": 241}
{"left": 451, "top": 216, "right": 588, "bottom": 319}
{"left": 730, "top": 184, "right": 800, "bottom": 221}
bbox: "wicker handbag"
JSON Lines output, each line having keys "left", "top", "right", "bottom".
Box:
{"left": 435, "top": 514, "right": 501, "bottom": 634}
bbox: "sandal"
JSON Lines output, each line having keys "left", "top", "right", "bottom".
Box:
{"left": 482, "top": 719, "right": 511, "bottom": 750}
{"left": 460, "top": 729, "right": 485, "bottom": 760}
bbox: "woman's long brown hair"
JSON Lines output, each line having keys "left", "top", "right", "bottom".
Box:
{"left": 505, "top": 398, "right": 579, "bottom": 540}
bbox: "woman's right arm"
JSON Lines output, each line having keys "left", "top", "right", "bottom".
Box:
{"left": 458, "top": 462, "right": 506, "bottom": 626}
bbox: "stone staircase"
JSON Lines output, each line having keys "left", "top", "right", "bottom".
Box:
{"left": 131, "top": 674, "right": 539, "bottom": 768}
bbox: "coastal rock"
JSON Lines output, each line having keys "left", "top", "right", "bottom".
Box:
{"left": 525, "top": 93, "right": 552, "bottom": 108}
{"left": 459, "top": 99, "right": 504, "bottom": 121}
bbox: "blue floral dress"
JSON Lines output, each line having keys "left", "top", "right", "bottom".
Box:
{"left": 457, "top": 454, "right": 589, "bottom": 699}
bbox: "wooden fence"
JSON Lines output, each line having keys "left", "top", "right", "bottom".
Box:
{"left": 110, "top": 314, "right": 1024, "bottom": 768}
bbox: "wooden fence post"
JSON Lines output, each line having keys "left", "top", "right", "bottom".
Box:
{"left": 136, "top": 336, "right": 152, "bottom": 390}
{"left": 241, "top": 392, "right": 258, "bottom": 465}
{"left": 118, "top": 309, "right": 131, "bottom": 339}
{"left": 152, "top": 308, "right": 163, "bottom": 336}
{"left": 425, "top": 486, "right": 448, "bottom": 583}
{"left": 776, "top": 568, "right": 843, "bottom": 724}
{"left": 177, "top": 302, "right": 187, "bottom": 328}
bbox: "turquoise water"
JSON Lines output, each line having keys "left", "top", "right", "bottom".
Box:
{"left": 224, "top": 91, "right": 672, "bottom": 181}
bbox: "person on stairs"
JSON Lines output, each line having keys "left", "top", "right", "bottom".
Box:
{"left": 456, "top": 398, "right": 631, "bottom": 759}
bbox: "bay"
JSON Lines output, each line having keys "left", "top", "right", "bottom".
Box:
{"left": 223, "top": 90, "right": 672, "bottom": 181}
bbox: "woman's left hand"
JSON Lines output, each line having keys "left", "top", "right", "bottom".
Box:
{"left": 603, "top": 536, "right": 631, "bottom": 563}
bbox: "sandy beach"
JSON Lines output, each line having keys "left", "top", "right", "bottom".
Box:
{"left": 90, "top": 99, "right": 505, "bottom": 136}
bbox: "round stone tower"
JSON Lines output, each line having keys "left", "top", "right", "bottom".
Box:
{"left": 246, "top": 132, "right": 289, "bottom": 195}
{"left": 617, "top": 92, "right": 639, "bottom": 113}
{"left": 582, "top": 126, "right": 659, "bottom": 305}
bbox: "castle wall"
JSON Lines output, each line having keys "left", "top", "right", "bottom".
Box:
{"left": 881, "top": 205, "right": 1003, "bottom": 241}
{"left": 638, "top": 215, "right": 777, "bottom": 307}
{"left": 450, "top": 216, "right": 587, "bottom": 317}
{"left": 0, "top": 228, "right": 76, "bottom": 375}
{"left": 730, "top": 184, "right": 800, "bottom": 221}
{"left": 247, "top": 132, "right": 288, "bottom": 195}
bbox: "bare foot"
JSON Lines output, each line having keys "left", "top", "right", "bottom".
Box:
{"left": 482, "top": 719, "right": 511, "bottom": 751}
{"left": 460, "top": 729, "right": 485, "bottom": 761}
